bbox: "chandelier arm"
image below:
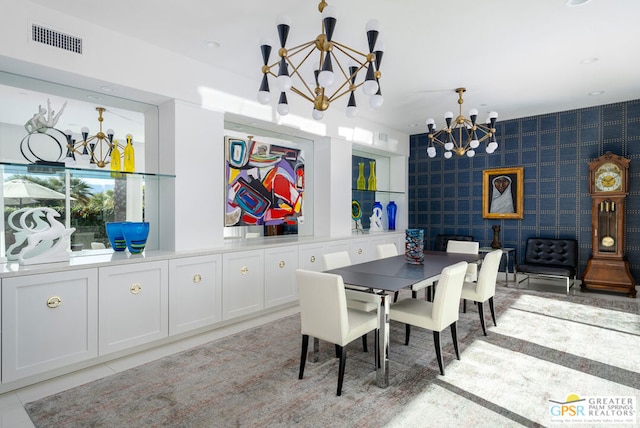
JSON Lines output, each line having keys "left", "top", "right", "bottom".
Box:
{"left": 331, "top": 41, "right": 370, "bottom": 60}
{"left": 287, "top": 47, "right": 321, "bottom": 99}
{"left": 327, "top": 87, "right": 354, "bottom": 104}
{"left": 290, "top": 86, "right": 316, "bottom": 103}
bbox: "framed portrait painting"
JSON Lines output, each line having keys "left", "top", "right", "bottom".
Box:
{"left": 482, "top": 166, "right": 524, "bottom": 219}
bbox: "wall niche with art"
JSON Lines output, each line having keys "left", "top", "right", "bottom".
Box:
{"left": 223, "top": 122, "right": 314, "bottom": 239}
{"left": 0, "top": 71, "right": 170, "bottom": 260}
{"left": 352, "top": 150, "right": 404, "bottom": 233}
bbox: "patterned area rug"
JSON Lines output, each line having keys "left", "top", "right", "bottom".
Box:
{"left": 25, "top": 287, "right": 640, "bottom": 427}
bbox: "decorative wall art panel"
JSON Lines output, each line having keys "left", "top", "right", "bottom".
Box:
{"left": 225, "top": 136, "right": 304, "bottom": 227}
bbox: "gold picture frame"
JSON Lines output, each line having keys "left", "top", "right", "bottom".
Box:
{"left": 482, "top": 166, "right": 524, "bottom": 219}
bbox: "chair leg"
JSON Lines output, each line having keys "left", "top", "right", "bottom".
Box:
{"left": 299, "top": 334, "right": 309, "bottom": 379}
{"left": 362, "top": 334, "right": 368, "bottom": 353}
{"left": 335, "top": 344, "right": 340, "bottom": 358}
{"left": 477, "top": 301, "right": 487, "bottom": 336}
{"left": 489, "top": 296, "right": 497, "bottom": 326}
{"left": 463, "top": 299, "right": 467, "bottom": 313}
{"left": 337, "top": 345, "right": 347, "bottom": 396}
{"left": 394, "top": 291, "right": 399, "bottom": 302}
{"left": 375, "top": 329, "right": 380, "bottom": 369}
{"left": 412, "top": 290, "right": 417, "bottom": 299}
{"left": 405, "top": 324, "right": 411, "bottom": 346}
{"left": 450, "top": 322, "right": 460, "bottom": 360}
{"left": 433, "top": 330, "right": 444, "bottom": 375}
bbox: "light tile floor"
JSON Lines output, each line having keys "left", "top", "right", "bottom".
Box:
{"left": 0, "top": 278, "right": 635, "bottom": 428}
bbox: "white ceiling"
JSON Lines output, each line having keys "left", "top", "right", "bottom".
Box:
{"left": 19, "top": 0, "right": 640, "bottom": 135}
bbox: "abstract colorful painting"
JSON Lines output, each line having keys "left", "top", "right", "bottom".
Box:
{"left": 225, "top": 136, "right": 304, "bottom": 227}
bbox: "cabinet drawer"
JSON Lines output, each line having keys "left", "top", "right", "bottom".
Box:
{"left": 2, "top": 269, "right": 98, "bottom": 383}
{"left": 169, "top": 255, "right": 222, "bottom": 335}
{"left": 98, "top": 260, "right": 168, "bottom": 355}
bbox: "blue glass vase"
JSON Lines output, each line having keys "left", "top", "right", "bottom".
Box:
{"left": 386, "top": 201, "right": 397, "bottom": 230}
{"left": 122, "top": 222, "right": 150, "bottom": 254}
{"left": 105, "top": 222, "right": 127, "bottom": 251}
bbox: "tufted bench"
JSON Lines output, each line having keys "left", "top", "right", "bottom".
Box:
{"left": 515, "top": 238, "right": 578, "bottom": 295}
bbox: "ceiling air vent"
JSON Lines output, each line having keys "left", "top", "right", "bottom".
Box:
{"left": 31, "top": 24, "right": 82, "bottom": 54}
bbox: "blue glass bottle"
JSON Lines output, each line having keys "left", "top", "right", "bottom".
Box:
{"left": 386, "top": 201, "right": 397, "bottom": 230}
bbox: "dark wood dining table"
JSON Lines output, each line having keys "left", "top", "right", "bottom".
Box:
{"left": 325, "top": 251, "right": 482, "bottom": 388}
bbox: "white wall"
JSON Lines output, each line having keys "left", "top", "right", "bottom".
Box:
{"left": 0, "top": 2, "right": 410, "bottom": 248}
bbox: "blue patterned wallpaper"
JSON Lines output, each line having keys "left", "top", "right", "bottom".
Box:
{"left": 408, "top": 99, "right": 640, "bottom": 285}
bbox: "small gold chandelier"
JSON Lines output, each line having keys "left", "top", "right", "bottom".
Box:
{"left": 63, "top": 107, "right": 127, "bottom": 168}
{"left": 426, "top": 88, "right": 498, "bottom": 159}
{"left": 257, "top": 0, "right": 384, "bottom": 120}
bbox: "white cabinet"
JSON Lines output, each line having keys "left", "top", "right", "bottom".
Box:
{"left": 350, "top": 236, "right": 378, "bottom": 264}
{"left": 98, "top": 261, "right": 168, "bottom": 355}
{"left": 222, "top": 250, "right": 264, "bottom": 320}
{"left": 1, "top": 269, "right": 98, "bottom": 383}
{"left": 264, "top": 246, "right": 298, "bottom": 308}
{"left": 169, "top": 255, "right": 222, "bottom": 335}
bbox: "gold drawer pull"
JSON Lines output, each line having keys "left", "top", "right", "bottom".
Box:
{"left": 279, "top": 260, "right": 285, "bottom": 268}
{"left": 240, "top": 266, "right": 249, "bottom": 275}
{"left": 130, "top": 283, "right": 142, "bottom": 294}
{"left": 47, "top": 296, "right": 62, "bottom": 308}
{"left": 358, "top": 248, "right": 363, "bottom": 254}
{"left": 310, "top": 256, "right": 316, "bottom": 263}
{"left": 193, "top": 273, "right": 202, "bottom": 283}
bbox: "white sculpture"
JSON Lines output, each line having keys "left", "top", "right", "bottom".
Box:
{"left": 15, "top": 207, "right": 75, "bottom": 265}
{"left": 369, "top": 205, "right": 384, "bottom": 232}
{"left": 6, "top": 208, "right": 53, "bottom": 260}
{"left": 24, "top": 99, "right": 67, "bottom": 134}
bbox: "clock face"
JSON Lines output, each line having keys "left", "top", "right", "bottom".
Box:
{"left": 595, "top": 163, "right": 622, "bottom": 192}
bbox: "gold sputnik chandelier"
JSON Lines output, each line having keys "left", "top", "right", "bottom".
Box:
{"left": 426, "top": 88, "right": 499, "bottom": 159}
{"left": 257, "top": 0, "right": 384, "bottom": 120}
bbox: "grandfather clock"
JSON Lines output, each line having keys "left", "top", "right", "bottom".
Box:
{"left": 582, "top": 152, "right": 636, "bottom": 297}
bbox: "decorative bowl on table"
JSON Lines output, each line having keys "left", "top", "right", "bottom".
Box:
{"left": 122, "top": 221, "right": 150, "bottom": 254}
{"left": 105, "top": 222, "right": 127, "bottom": 251}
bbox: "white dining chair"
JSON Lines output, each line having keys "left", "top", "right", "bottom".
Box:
{"left": 461, "top": 249, "right": 502, "bottom": 336}
{"left": 389, "top": 261, "right": 468, "bottom": 376}
{"left": 321, "top": 251, "right": 378, "bottom": 353}
{"left": 296, "top": 269, "right": 379, "bottom": 396}
{"left": 446, "top": 240, "right": 480, "bottom": 283}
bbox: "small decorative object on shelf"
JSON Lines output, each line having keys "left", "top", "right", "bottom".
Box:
{"left": 20, "top": 99, "right": 68, "bottom": 166}
{"left": 122, "top": 221, "right": 149, "bottom": 254}
{"left": 369, "top": 201, "right": 383, "bottom": 232}
{"left": 368, "top": 160, "right": 377, "bottom": 190}
{"left": 105, "top": 222, "right": 127, "bottom": 251}
{"left": 14, "top": 207, "right": 75, "bottom": 265}
{"left": 123, "top": 134, "right": 135, "bottom": 172}
{"left": 491, "top": 225, "right": 502, "bottom": 249}
{"left": 387, "top": 201, "right": 397, "bottom": 230}
{"left": 352, "top": 200, "right": 363, "bottom": 233}
{"left": 356, "top": 162, "right": 366, "bottom": 190}
{"left": 110, "top": 139, "right": 121, "bottom": 177}
{"left": 405, "top": 228, "right": 424, "bottom": 264}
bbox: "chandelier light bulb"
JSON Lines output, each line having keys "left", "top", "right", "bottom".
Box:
{"left": 444, "top": 111, "right": 453, "bottom": 120}
{"left": 312, "top": 108, "right": 324, "bottom": 120}
{"left": 469, "top": 108, "right": 478, "bottom": 117}
{"left": 321, "top": 5, "right": 337, "bottom": 20}
{"left": 489, "top": 111, "right": 498, "bottom": 119}
{"left": 362, "top": 79, "right": 378, "bottom": 96}
{"left": 466, "top": 149, "right": 475, "bottom": 157}
{"left": 470, "top": 139, "right": 480, "bottom": 148}
{"left": 277, "top": 93, "right": 289, "bottom": 116}
{"left": 488, "top": 141, "right": 498, "bottom": 151}
{"left": 444, "top": 151, "right": 453, "bottom": 159}
{"left": 257, "top": 91, "right": 271, "bottom": 104}
{"left": 276, "top": 15, "right": 292, "bottom": 27}
{"left": 426, "top": 118, "right": 435, "bottom": 128}
{"left": 427, "top": 146, "right": 437, "bottom": 158}
{"left": 369, "top": 93, "right": 384, "bottom": 109}
{"left": 346, "top": 105, "right": 358, "bottom": 118}
{"left": 365, "top": 19, "right": 380, "bottom": 32}
{"left": 318, "top": 70, "right": 335, "bottom": 87}
{"left": 444, "top": 142, "right": 454, "bottom": 151}
{"left": 275, "top": 74, "right": 292, "bottom": 92}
